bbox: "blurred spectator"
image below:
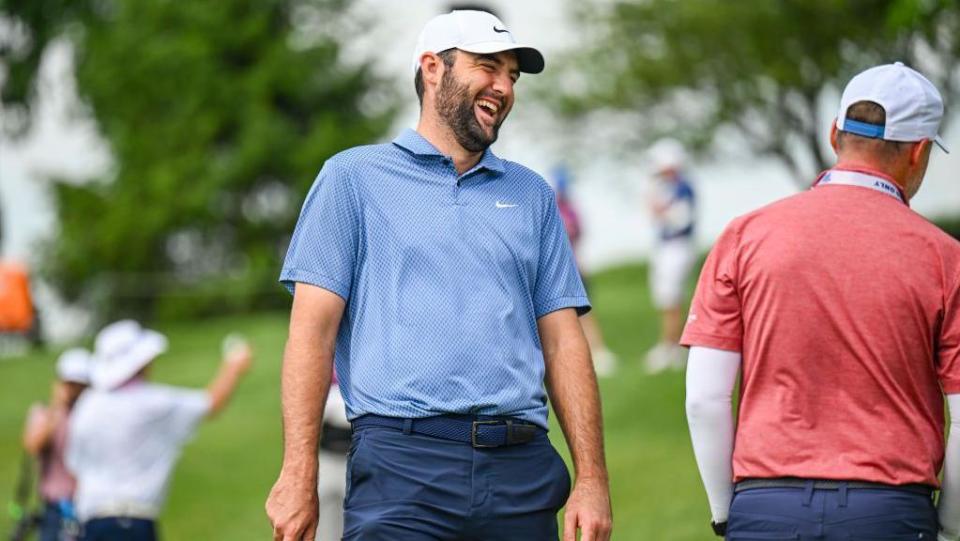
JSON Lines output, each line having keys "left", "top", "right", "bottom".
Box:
{"left": 21, "top": 349, "right": 92, "bottom": 541}
{"left": 0, "top": 261, "right": 41, "bottom": 346}
{"left": 315, "top": 371, "right": 350, "bottom": 541}
{"left": 66, "top": 320, "right": 252, "bottom": 541}
{"left": 644, "top": 139, "right": 696, "bottom": 373}
{"left": 554, "top": 165, "right": 617, "bottom": 377}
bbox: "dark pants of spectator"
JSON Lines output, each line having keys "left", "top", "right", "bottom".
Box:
{"left": 727, "top": 483, "right": 937, "bottom": 540}
{"left": 40, "top": 502, "right": 64, "bottom": 541}
{"left": 40, "top": 501, "right": 79, "bottom": 541}
{"left": 82, "top": 517, "right": 157, "bottom": 541}
{"left": 343, "top": 426, "right": 570, "bottom": 540}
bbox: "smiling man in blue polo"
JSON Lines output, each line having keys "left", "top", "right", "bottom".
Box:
{"left": 265, "top": 9, "right": 612, "bottom": 541}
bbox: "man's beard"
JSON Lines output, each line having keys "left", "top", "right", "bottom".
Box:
{"left": 435, "top": 69, "right": 502, "bottom": 153}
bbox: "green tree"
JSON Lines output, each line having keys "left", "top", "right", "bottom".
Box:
{"left": 1, "top": 0, "right": 396, "bottom": 319}
{"left": 550, "top": 0, "right": 959, "bottom": 186}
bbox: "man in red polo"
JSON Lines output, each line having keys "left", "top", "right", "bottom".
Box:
{"left": 683, "top": 62, "right": 960, "bottom": 540}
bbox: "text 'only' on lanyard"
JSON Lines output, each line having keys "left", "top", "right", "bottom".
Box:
{"left": 813, "top": 168, "right": 907, "bottom": 206}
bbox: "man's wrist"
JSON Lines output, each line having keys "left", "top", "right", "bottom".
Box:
{"left": 711, "top": 520, "right": 727, "bottom": 537}
{"left": 573, "top": 469, "right": 609, "bottom": 483}
{"left": 280, "top": 457, "right": 319, "bottom": 481}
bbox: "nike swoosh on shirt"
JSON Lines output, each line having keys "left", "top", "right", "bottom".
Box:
{"left": 495, "top": 201, "right": 518, "bottom": 208}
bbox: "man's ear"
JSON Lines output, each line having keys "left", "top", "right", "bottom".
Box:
{"left": 420, "top": 52, "right": 445, "bottom": 90}
{"left": 829, "top": 121, "right": 840, "bottom": 154}
{"left": 910, "top": 139, "right": 931, "bottom": 165}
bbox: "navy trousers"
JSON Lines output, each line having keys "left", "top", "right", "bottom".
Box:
{"left": 343, "top": 425, "right": 571, "bottom": 540}
{"left": 727, "top": 484, "right": 938, "bottom": 540}
{"left": 81, "top": 517, "right": 157, "bottom": 541}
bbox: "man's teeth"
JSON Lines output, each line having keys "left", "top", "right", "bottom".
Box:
{"left": 476, "top": 99, "right": 499, "bottom": 114}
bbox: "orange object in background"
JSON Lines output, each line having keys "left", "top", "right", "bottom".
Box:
{"left": 0, "top": 262, "right": 36, "bottom": 333}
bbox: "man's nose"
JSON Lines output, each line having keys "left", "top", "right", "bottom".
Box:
{"left": 490, "top": 72, "right": 514, "bottom": 98}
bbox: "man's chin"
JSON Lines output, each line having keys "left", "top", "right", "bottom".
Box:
{"left": 455, "top": 123, "right": 497, "bottom": 152}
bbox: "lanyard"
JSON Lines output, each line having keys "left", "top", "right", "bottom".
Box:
{"left": 814, "top": 169, "right": 906, "bottom": 205}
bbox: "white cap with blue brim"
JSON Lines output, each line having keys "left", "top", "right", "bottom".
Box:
{"left": 836, "top": 62, "right": 948, "bottom": 153}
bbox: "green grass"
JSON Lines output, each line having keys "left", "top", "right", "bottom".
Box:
{"left": 0, "top": 263, "right": 713, "bottom": 540}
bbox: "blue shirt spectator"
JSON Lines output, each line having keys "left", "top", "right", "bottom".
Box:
{"left": 656, "top": 173, "right": 696, "bottom": 241}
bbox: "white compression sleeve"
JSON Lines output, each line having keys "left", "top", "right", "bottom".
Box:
{"left": 939, "top": 394, "right": 960, "bottom": 541}
{"left": 685, "top": 346, "right": 741, "bottom": 523}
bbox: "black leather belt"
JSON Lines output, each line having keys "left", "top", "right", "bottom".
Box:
{"left": 735, "top": 478, "right": 934, "bottom": 496}
{"left": 351, "top": 414, "right": 542, "bottom": 448}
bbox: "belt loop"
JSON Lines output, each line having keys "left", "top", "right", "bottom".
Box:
{"left": 402, "top": 419, "right": 413, "bottom": 435}
{"left": 839, "top": 483, "right": 848, "bottom": 507}
{"left": 802, "top": 480, "right": 815, "bottom": 507}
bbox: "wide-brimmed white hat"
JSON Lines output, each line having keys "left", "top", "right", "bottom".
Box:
{"left": 56, "top": 348, "right": 92, "bottom": 384}
{"left": 91, "top": 320, "right": 168, "bottom": 390}
{"left": 412, "top": 10, "right": 544, "bottom": 74}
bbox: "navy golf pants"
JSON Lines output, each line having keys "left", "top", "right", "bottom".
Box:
{"left": 727, "top": 483, "right": 937, "bottom": 540}
{"left": 81, "top": 517, "right": 157, "bottom": 541}
{"left": 342, "top": 425, "right": 571, "bottom": 540}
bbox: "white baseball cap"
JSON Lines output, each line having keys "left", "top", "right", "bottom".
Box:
{"left": 91, "top": 319, "right": 168, "bottom": 390}
{"left": 56, "top": 348, "right": 92, "bottom": 384}
{"left": 412, "top": 10, "right": 544, "bottom": 75}
{"left": 648, "top": 138, "right": 687, "bottom": 172}
{"left": 836, "top": 62, "right": 948, "bottom": 153}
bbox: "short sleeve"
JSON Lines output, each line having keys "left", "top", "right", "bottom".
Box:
{"left": 680, "top": 221, "right": 743, "bottom": 351}
{"left": 939, "top": 271, "right": 960, "bottom": 393}
{"left": 158, "top": 387, "right": 211, "bottom": 444}
{"left": 533, "top": 189, "right": 590, "bottom": 318}
{"left": 279, "top": 158, "right": 360, "bottom": 300}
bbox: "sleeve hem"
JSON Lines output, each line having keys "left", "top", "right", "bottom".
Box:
{"left": 535, "top": 296, "right": 592, "bottom": 318}
{"left": 279, "top": 269, "right": 350, "bottom": 301}
{"left": 680, "top": 331, "right": 742, "bottom": 352}
{"left": 943, "top": 381, "right": 960, "bottom": 395}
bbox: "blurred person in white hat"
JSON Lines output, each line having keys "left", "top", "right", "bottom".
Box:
{"left": 553, "top": 164, "right": 619, "bottom": 378}
{"left": 643, "top": 138, "right": 697, "bottom": 374}
{"left": 314, "top": 370, "right": 351, "bottom": 541}
{"left": 66, "top": 320, "right": 252, "bottom": 541}
{"left": 21, "top": 348, "right": 92, "bottom": 541}
{"left": 683, "top": 62, "right": 958, "bottom": 539}
{"left": 267, "top": 8, "right": 611, "bottom": 541}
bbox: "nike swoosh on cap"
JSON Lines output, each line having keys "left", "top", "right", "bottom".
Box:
{"left": 493, "top": 26, "right": 510, "bottom": 34}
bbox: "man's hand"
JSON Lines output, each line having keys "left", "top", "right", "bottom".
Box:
{"left": 563, "top": 476, "right": 612, "bottom": 541}
{"left": 222, "top": 338, "right": 253, "bottom": 373}
{"left": 265, "top": 471, "right": 319, "bottom": 541}
{"left": 205, "top": 338, "right": 254, "bottom": 418}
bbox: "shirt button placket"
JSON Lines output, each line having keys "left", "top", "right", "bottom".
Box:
{"left": 443, "top": 157, "right": 461, "bottom": 206}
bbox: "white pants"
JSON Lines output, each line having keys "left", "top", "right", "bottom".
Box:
{"left": 650, "top": 238, "right": 695, "bottom": 309}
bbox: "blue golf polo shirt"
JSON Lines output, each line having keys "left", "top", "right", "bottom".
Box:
{"left": 280, "top": 129, "right": 589, "bottom": 428}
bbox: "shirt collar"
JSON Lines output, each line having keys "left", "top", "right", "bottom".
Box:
{"left": 812, "top": 165, "right": 909, "bottom": 207}
{"left": 392, "top": 129, "right": 506, "bottom": 175}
